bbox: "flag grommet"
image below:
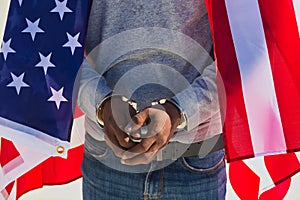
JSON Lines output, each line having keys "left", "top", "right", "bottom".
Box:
{"left": 56, "top": 146, "right": 65, "bottom": 154}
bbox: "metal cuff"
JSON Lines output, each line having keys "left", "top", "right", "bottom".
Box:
{"left": 95, "top": 94, "right": 137, "bottom": 128}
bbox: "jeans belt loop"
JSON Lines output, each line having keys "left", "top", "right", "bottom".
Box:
{"left": 171, "top": 142, "right": 177, "bottom": 160}
{"left": 156, "top": 149, "right": 163, "bottom": 161}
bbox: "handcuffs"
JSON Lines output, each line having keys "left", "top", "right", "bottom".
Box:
{"left": 96, "top": 95, "right": 187, "bottom": 142}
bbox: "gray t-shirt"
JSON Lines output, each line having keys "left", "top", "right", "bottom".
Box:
{"left": 78, "top": 0, "right": 222, "bottom": 143}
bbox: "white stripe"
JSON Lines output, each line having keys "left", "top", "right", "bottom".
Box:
{"left": 284, "top": 168, "right": 300, "bottom": 199}
{"left": 70, "top": 116, "right": 85, "bottom": 148}
{"left": 1, "top": 187, "right": 9, "bottom": 200}
{"left": 225, "top": 0, "right": 287, "bottom": 155}
{"left": 296, "top": 152, "right": 300, "bottom": 163}
{"left": 0, "top": 117, "right": 70, "bottom": 158}
{"left": 293, "top": 0, "right": 300, "bottom": 36}
{"left": 0, "top": 0, "right": 11, "bottom": 43}
{"left": 2, "top": 155, "right": 24, "bottom": 174}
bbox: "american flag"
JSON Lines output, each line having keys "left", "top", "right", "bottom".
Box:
{"left": 0, "top": 0, "right": 89, "bottom": 197}
{"left": 206, "top": 0, "right": 300, "bottom": 161}
{"left": 205, "top": 0, "right": 300, "bottom": 198}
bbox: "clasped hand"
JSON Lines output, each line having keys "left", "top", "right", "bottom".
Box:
{"left": 99, "top": 96, "right": 181, "bottom": 165}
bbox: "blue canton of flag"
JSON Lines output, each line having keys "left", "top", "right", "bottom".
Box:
{"left": 0, "top": 0, "right": 89, "bottom": 157}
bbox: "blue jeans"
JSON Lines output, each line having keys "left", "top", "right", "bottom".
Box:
{"left": 81, "top": 140, "right": 226, "bottom": 200}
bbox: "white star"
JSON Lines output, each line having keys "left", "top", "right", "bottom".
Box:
{"left": 48, "top": 87, "right": 68, "bottom": 110}
{"left": 22, "top": 18, "right": 44, "bottom": 41}
{"left": 18, "top": 0, "right": 23, "bottom": 6}
{"left": 63, "top": 32, "right": 81, "bottom": 55}
{"left": 35, "top": 52, "right": 55, "bottom": 75}
{"left": 7, "top": 72, "right": 30, "bottom": 95}
{"left": 51, "top": 0, "right": 72, "bottom": 20}
{"left": 0, "top": 39, "right": 16, "bottom": 60}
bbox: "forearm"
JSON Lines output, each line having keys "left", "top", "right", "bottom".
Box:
{"left": 171, "top": 62, "right": 220, "bottom": 131}
{"left": 78, "top": 58, "right": 112, "bottom": 121}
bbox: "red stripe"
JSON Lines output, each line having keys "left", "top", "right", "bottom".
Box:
{"left": 206, "top": 0, "right": 254, "bottom": 161}
{"left": 42, "top": 145, "right": 84, "bottom": 185}
{"left": 264, "top": 153, "right": 300, "bottom": 185}
{"left": 229, "top": 161, "right": 260, "bottom": 199}
{"left": 74, "top": 103, "right": 84, "bottom": 118}
{"left": 258, "top": 0, "right": 300, "bottom": 151}
{"left": 16, "top": 145, "right": 84, "bottom": 199}
{"left": 0, "top": 138, "right": 24, "bottom": 175}
{"left": 0, "top": 138, "right": 21, "bottom": 167}
{"left": 3, "top": 182, "right": 15, "bottom": 199}
{"left": 259, "top": 178, "right": 291, "bottom": 200}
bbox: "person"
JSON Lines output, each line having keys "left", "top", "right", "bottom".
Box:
{"left": 78, "top": 0, "right": 227, "bottom": 199}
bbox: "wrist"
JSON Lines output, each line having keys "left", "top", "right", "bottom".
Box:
{"left": 95, "top": 93, "right": 113, "bottom": 128}
{"left": 96, "top": 94, "right": 137, "bottom": 128}
{"left": 151, "top": 99, "right": 187, "bottom": 130}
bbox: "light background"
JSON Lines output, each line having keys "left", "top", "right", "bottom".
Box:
{"left": 0, "top": 0, "right": 10, "bottom": 43}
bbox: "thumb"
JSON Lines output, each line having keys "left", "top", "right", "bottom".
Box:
{"left": 125, "top": 109, "right": 148, "bottom": 133}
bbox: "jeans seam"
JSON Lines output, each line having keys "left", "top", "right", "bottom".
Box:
{"left": 143, "top": 167, "right": 164, "bottom": 200}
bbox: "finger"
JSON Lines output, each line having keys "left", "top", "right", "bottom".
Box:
{"left": 122, "top": 114, "right": 171, "bottom": 159}
{"left": 125, "top": 110, "right": 149, "bottom": 133}
{"left": 121, "top": 136, "right": 157, "bottom": 159}
{"left": 142, "top": 107, "right": 170, "bottom": 138}
{"left": 104, "top": 134, "right": 125, "bottom": 158}
{"left": 146, "top": 116, "right": 170, "bottom": 138}
{"left": 109, "top": 123, "right": 136, "bottom": 149}
{"left": 121, "top": 149, "right": 157, "bottom": 165}
{"left": 126, "top": 127, "right": 170, "bottom": 159}
{"left": 121, "top": 135, "right": 170, "bottom": 165}
{"left": 130, "top": 133, "right": 142, "bottom": 140}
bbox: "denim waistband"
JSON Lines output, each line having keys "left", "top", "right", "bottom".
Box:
{"left": 84, "top": 132, "right": 224, "bottom": 161}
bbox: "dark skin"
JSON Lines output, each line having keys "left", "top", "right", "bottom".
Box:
{"left": 99, "top": 96, "right": 181, "bottom": 165}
